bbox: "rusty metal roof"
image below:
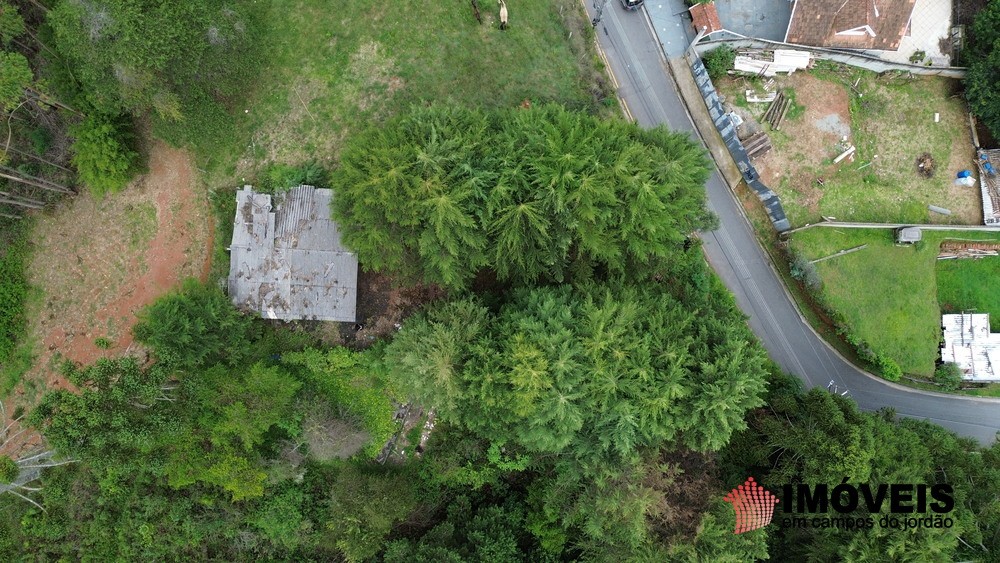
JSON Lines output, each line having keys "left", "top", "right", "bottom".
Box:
{"left": 785, "top": 0, "right": 916, "bottom": 50}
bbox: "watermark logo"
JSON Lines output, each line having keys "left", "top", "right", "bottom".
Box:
{"left": 723, "top": 477, "right": 955, "bottom": 534}
{"left": 723, "top": 476, "right": 780, "bottom": 533}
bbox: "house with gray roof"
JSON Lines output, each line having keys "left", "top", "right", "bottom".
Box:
{"left": 228, "top": 185, "right": 358, "bottom": 322}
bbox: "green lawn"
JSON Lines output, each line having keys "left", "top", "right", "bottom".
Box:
{"left": 790, "top": 228, "right": 1000, "bottom": 376}
{"left": 198, "top": 0, "right": 608, "bottom": 183}
{"left": 937, "top": 257, "right": 1000, "bottom": 331}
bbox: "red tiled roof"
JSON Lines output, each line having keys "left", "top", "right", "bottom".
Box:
{"left": 785, "top": 0, "right": 916, "bottom": 50}
{"left": 690, "top": 2, "right": 723, "bottom": 35}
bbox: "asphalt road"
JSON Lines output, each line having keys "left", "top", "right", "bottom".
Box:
{"left": 585, "top": 1, "right": 1000, "bottom": 443}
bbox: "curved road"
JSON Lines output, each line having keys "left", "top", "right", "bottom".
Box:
{"left": 585, "top": 2, "right": 1000, "bottom": 443}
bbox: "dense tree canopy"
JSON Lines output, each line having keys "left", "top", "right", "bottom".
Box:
{"left": 966, "top": 1, "right": 1000, "bottom": 141}
{"left": 332, "top": 105, "right": 714, "bottom": 289}
{"left": 721, "top": 373, "right": 1000, "bottom": 562}
{"left": 386, "top": 281, "right": 769, "bottom": 464}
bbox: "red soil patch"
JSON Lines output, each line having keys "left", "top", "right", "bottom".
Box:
{"left": 12, "top": 140, "right": 211, "bottom": 405}
{"left": 755, "top": 74, "right": 852, "bottom": 215}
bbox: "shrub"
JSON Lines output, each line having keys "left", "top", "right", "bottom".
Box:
{"left": 877, "top": 354, "right": 902, "bottom": 381}
{"left": 702, "top": 45, "right": 735, "bottom": 81}
{"left": 789, "top": 253, "right": 821, "bottom": 289}
{"left": 70, "top": 114, "right": 139, "bottom": 196}
{"left": 260, "top": 161, "right": 329, "bottom": 193}
{"left": 0, "top": 456, "right": 17, "bottom": 483}
{"left": 934, "top": 362, "right": 963, "bottom": 391}
{"left": 133, "top": 279, "right": 254, "bottom": 370}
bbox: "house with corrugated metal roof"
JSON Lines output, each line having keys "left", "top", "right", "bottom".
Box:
{"left": 228, "top": 185, "right": 358, "bottom": 322}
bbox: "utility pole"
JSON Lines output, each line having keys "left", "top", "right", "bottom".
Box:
{"left": 592, "top": 0, "right": 609, "bottom": 27}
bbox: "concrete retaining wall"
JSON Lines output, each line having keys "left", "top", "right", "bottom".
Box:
{"left": 683, "top": 49, "right": 791, "bottom": 232}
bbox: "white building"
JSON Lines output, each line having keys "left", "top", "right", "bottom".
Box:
{"left": 941, "top": 313, "right": 1000, "bottom": 382}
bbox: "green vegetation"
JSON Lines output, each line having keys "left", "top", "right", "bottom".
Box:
{"left": 965, "top": 1, "right": 1000, "bottom": 140}
{"left": 790, "top": 228, "right": 1000, "bottom": 377}
{"left": 284, "top": 348, "right": 396, "bottom": 457}
{"left": 49, "top": 0, "right": 263, "bottom": 147}
{"left": 724, "top": 371, "right": 1000, "bottom": 561}
{"left": 935, "top": 362, "right": 963, "bottom": 391}
{"left": 5, "top": 1, "right": 999, "bottom": 561}
{"left": 937, "top": 256, "right": 1000, "bottom": 327}
{"left": 702, "top": 44, "right": 735, "bottom": 81}
{"left": 0, "top": 219, "right": 29, "bottom": 366}
{"left": 332, "top": 105, "right": 713, "bottom": 290}
{"left": 0, "top": 456, "right": 17, "bottom": 483}
{"left": 195, "top": 0, "right": 609, "bottom": 180}
{"left": 69, "top": 114, "right": 138, "bottom": 196}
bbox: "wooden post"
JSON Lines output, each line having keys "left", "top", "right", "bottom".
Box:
{"left": 809, "top": 244, "right": 868, "bottom": 264}
{"left": 969, "top": 112, "right": 981, "bottom": 149}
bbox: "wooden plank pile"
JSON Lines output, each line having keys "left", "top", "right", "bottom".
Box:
{"left": 762, "top": 92, "right": 792, "bottom": 130}
{"left": 938, "top": 241, "right": 1000, "bottom": 260}
{"left": 744, "top": 131, "right": 772, "bottom": 160}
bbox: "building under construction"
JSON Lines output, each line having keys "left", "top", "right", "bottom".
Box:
{"left": 978, "top": 149, "right": 1000, "bottom": 226}
{"left": 941, "top": 313, "right": 1000, "bottom": 382}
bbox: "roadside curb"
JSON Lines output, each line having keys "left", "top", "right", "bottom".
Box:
{"left": 639, "top": 12, "right": 1000, "bottom": 408}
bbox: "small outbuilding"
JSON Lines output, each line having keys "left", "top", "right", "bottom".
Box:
{"left": 895, "top": 226, "right": 922, "bottom": 244}
{"left": 228, "top": 185, "right": 358, "bottom": 322}
{"left": 689, "top": 1, "right": 723, "bottom": 35}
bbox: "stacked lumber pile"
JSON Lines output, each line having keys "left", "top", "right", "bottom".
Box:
{"left": 938, "top": 241, "right": 1000, "bottom": 260}
{"left": 762, "top": 93, "right": 791, "bottom": 130}
{"left": 744, "top": 131, "right": 771, "bottom": 160}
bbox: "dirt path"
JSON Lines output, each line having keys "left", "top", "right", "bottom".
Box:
{"left": 12, "top": 140, "right": 212, "bottom": 404}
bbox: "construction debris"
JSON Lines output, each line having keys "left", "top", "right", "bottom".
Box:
{"left": 977, "top": 149, "right": 1000, "bottom": 226}
{"left": 733, "top": 49, "right": 812, "bottom": 77}
{"left": 929, "top": 204, "right": 951, "bottom": 215}
{"left": 745, "top": 90, "right": 777, "bottom": 103}
{"left": 833, "top": 146, "right": 856, "bottom": 164}
{"left": 743, "top": 131, "right": 772, "bottom": 160}
{"left": 761, "top": 92, "right": 792, "bottom": 130}
{"left": 939, "top": 241, "right": 1000, "bottom": 260}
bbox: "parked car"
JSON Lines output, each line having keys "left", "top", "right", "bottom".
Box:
{"left": 620, "top": 0, "right": 644, "bottom": 9}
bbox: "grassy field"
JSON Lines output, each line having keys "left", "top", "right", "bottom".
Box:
{"left": 199, "top": 0, "right": 609, "bottom": 184}
{"left": 789, "top": 228, "right": 1000, "bottom": 376}
{"left": 938, "top": 258, "right": 1000, "bottom": 330}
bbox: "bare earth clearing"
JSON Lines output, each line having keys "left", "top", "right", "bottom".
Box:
{"left": 13, "top": 141, "right": 211, "bottom": 404}
{"left": 720, "top": 72, "right": 981, "bottom": 226}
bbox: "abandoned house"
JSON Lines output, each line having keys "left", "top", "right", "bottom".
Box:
{"left": 228, "top": 185, "right": 358, "bottom": 322}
